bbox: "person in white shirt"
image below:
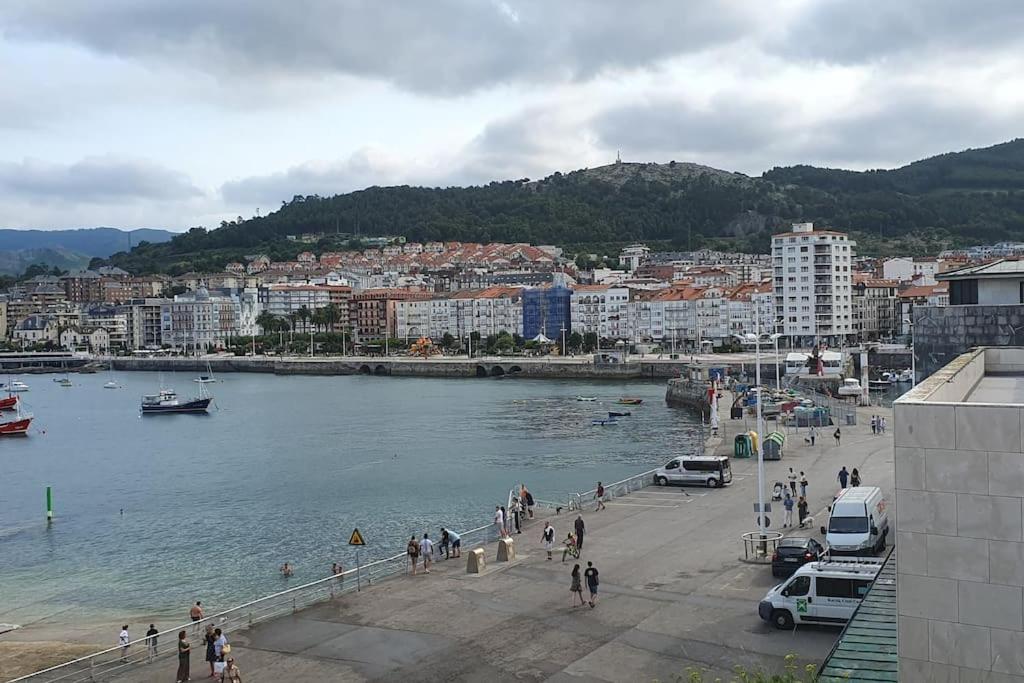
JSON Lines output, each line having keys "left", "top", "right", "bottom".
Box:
{"left": 494, "top": 506, "right": 507, "bottom": 539}
{"left": 419, "top": 533, "right": 434, "bottom": 573}
{"left": 118, "top": 625, "right": 130, "bottom": 662}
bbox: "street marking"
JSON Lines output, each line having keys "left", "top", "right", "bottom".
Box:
{"left": 607, "top": 502, "right": 681, "bottom": 508}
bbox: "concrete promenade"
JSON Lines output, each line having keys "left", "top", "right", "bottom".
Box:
{"left": 104, "top": 403, "right": 895, "bottom": 683}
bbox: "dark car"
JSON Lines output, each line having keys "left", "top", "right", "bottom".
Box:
{"left": 771, "top": 537, "right": 826, "bottom": 577}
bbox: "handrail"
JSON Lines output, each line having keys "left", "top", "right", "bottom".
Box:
{"left": 574, "top": 467, "right": 659, "bottom": 502}
{"left": 6, "top": 520, "right": 499, "bottom": 683}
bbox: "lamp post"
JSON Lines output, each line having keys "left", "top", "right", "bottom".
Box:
{"left": 902, "top": 317, "right": 916, "bottom": 387}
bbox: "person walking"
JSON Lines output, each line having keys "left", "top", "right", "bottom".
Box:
{"left": 570, "top": 564, "right": 587, "bottom": 607}
{"left": 880, "top": 416, "right": 887, "bottom": 434}
{"left": 500, "top": 506, "right": 509, "bottom": 536}
{"left": 786, "top": 468, "right": 797, "bottom": 496}
{"left": 838, "top": 466, "right": 850, "bottom": 489}
{"left": 204, "top": 625, "right": 217, "bottom": 677}
{"left": 221, "top": 657, "right": 242, "bottom": 682}
{"left": 834, "top": 427, "right": 841, "bottom": 446}
{"left": 542, "top": 522, "right": 555, "bottom": 560}
{"left": 783, "top": 491, "right": 794, "bottom": 528}
{"left": 176, "top": 631, "right": 190, "bottom": 683}
{"left": 797, "top": 496, "right": 809, "bottom": 528}
{"left": 213, "top": 628, "right": 227, "bottom": 663}
{"left": 574, "top": 515, "right": 586, "bottom": 551}
{"left": 850, "top": 467, "right": 861, "bottom": 487}
{"left": 189, "top": 601, "right": 204, "bottom": 634}
{"left": 808, "top": 425, "right": 817, "bottom": 446}
{"left": 562, "top": 532, "right": 578, "bottom": 562}
{"left": 595, "top": 482, "right": 607, "bottom": 511}
{"left": 522, "top": 485, "right": 535, "bottom": 518}
{"left": 584, "top": 561, "right": 600, "bottom": 607}
{"left": 799, "top": 471, "right": 808, "bottom": 498}
{"left": 406, "top": 535, "right": 420, "bottom": 575}
{"left": 145, "top": 623, "right": 159, "bottom": 662}
{"left": 419, "top": 533, "right": 434, "bottom": 574}
{"left": 871, "top": 415, "right": 877, "bottom": 434}
{"left": 494, "top": 506, "right": 507, "bottom": 539}
{"left": 118, "top": 625, "right": 130, "bottom": 662}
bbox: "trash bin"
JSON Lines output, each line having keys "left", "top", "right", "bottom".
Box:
{"left": 763, "top": 431, "right": 786, "bottom": 460}
{"left": 734, "top": 434, "right": 752, "bottom": 458}
{"left": 845, "top": 413, "right": 856, "bottom": 426}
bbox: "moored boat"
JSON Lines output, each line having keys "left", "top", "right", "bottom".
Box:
{"left": 103, "top": 380, "right": 120, "bottom": 389}
{"left": 1, "top": 380, "right": 29, "bottom": 393}
{"left": 608, "top": 411, "right": 631, "bottom": 417}
{"left": 0, "top": 399, "right": 32, "bottom": 435}
{"left": 617, "top": 398, "right": 643, "bottom": 405}
{"left": 0, "top": 395, "right": 18, "bottom": 410}
{"left": 837, "top": 378, "right": 863, "bottom": 397}
{"left": 141, "top": 388, "right": 211, "bottom": 414}
{"left": 591, "top": 418, "right": 618, "bottom": 426}
{"left": 575, "top": 395, "right": 597, "bottom": 402}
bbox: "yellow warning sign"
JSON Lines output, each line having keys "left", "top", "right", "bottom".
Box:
{"left": 348, "top": 528, "right": 366, "bottom": 546}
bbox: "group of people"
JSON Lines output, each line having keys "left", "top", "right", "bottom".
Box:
{"left": 782, "top": 468, "right": 812, "bottom": 529}
{"left": 837, "top": 466, "right": 861, "bottom": 489}
{"left": 870, "top": 415, "right": 887, "bottom": 434}
{"left": 406, "top": 527, "right": 464, "bottom": 574}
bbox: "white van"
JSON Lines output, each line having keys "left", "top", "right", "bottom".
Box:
{"left": 822, "top": 487, "right": 889, "bottom": 554}
{"left": 653, "top": 456, "right": 732, "bottom": 488}
{"left": 758, "top": 558, "right": 883, "bottom": 629}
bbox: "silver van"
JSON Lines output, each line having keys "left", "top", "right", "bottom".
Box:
{"left": 654, "top": 455, "right": 732, "bottom": 488}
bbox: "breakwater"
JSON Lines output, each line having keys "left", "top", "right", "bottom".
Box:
{"left": 110, "top": 355, "right": 783, "bottom": 381}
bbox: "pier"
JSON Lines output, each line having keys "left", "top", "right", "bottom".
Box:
{"left": 6, "top": 398, "right": 897, "bottom": 683}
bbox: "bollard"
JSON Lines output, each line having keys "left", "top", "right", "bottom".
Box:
{"left": 466, "top": 548, "right": 486, "bottom": 574}
{"left": 46, "top": 486, "right": 53, "bottom": 523}
{"left": 496, "top": 537, "right": 515, "bottom": 562}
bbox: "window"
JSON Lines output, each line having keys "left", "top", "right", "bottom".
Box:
{"left": 852, "top": 579, "right": 872, "bottom": 598}
{"left": 786, "top": 575, "right": 811, "bottom": 596}
{"left": 816, "top": 577, "right": 854, "bottom": 598}
{"left": 949, "top": 279, "right": 978, "bottom": 305}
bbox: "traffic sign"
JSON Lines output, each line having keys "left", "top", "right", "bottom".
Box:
{"left": 348, "top": 528, "right": 366, "bottom": 546}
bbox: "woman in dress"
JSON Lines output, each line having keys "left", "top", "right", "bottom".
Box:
{"left": 176, "top": 630, "right": 190, "bottom": 683}
{"left": 570, "top": 564, "right": 586, "bottom": 607}
{"left": 850, "top": 468, "right": 861, "bottom": 487}
{"left": 204, "top": 624, "right": 217, "bottom": 677}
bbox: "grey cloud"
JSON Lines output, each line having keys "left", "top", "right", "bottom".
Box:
{"left": 2, "top": 0, "right": 751, "bottom": 95}
{"left": 772, "top": 0, "right": 1024, "bottom": 63}
{"left": 0, "top": 157, "right": 204, "bottom": 203}
{"left": 220, "top": 150, "right": 406, "bottom": 207}
{"left": 591, "top": 89, "right": 1023, "bottom": 174}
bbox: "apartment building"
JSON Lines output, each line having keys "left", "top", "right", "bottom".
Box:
{"left": 81, "top": 305, "right": 129, "bottom": 349}
{"left": 852, "top": 277, "right": 899, "bottom": 341}
{"left": 772, "top": 222, "right": 855, "bottom": 345}
{"left": 629, "top": 285, "right": 729, "bottom": 348}
{"left": 350, "top": 289, "right": 432, "bottom": 341}
{"left": 124, "top": 298, "right": 171, "bottom": 350}
{"left": 161, "top": 288, "right": 240, "bottom": 352}
{"left": 522, "top": 285, "right": 571, "bottom": 340}
{"left": 396, "top": 287, "right": 524, "bottom": 340}
{"left": 571, "top": 285, "right": 630, "bottom": 340}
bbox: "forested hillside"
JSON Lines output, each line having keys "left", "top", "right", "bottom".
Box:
{"left": 103, "top": 139, "right": 1024, "bottom": 274}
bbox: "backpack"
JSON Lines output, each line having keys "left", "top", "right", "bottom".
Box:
{"left": 407, "top": 540, "right": 419, "bottom": 556}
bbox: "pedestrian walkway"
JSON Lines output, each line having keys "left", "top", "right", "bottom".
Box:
{"left": 102, "top": 405, "right": 894, "bottom": 682}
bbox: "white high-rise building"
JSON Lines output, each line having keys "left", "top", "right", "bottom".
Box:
{"left": 771, "top": 222, "right": 855, "bottom": 344}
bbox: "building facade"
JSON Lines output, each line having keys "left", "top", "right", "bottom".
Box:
{"left": 161, "top": 288, "right": 240, "bottom": 352}
{"left": 570, "top": 285, "right": 630, "bottom": 339}
{"left": 522, "top": 285, "right": 571, "bottom": 341}
{"left": 772, "top": 222, "right": 855, "bottom": 344}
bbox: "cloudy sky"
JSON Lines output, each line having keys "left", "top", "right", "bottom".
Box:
{"left": 2, "top": 0, "right": 1022, "bottom": 231}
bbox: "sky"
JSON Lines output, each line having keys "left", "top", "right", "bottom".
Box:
{"left": 2, "top": 0, "right": 1023, "bottom": 231}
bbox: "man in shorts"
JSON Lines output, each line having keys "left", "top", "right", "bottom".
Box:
{"left": 448, "top": 528, "right": 461, "bottom": 558}
{"left": 419, "top": 533, "right": 434, "bottom": 574}
{"left": 595, "top": 482, "right": 607, "bottom": 511}
{"left": 585, "top": 561, "right": 600, "bottom": 607}
{"left": 189, "top": 601, "right": 203, "bottom": 634}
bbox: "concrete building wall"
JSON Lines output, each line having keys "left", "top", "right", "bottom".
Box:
{"left": 895, "top": 348, "right": 1024, "bottom": 681}
{"left": 914, "top": 304, "right": 1024, "bottom": 381}
{"left": 979, "top": 278, "right": 1023, "bottom": 306}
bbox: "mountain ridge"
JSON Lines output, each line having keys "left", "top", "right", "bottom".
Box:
{"left": 102, "top": 139, "right": 1024, "bottom": 274}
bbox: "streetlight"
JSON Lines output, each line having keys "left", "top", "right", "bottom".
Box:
{"left": 902, "top": 317, "right": 915, "bottom": 387}
{"left": 734, "top": 326, "right": 782, "bottom": 538}
{"left": 773, "top": 317, "right": 785, "bottom": 389}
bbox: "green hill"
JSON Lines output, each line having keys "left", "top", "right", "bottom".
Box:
{"left": 103, "top": 139, "right": 1024, "bottom": 274}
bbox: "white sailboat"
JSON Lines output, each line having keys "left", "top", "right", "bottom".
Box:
{"left": 193, "top": 360, "right": 218, "bottom": 384}
{"left": 103, "top": 361, "right": 120, "bottom": 389}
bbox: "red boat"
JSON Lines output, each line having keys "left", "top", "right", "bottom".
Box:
{"left": 0, "top": 395, "right": 17, "bottom": 411}
{"left": 0, "top": 415, "right": 31, "bottom": 435}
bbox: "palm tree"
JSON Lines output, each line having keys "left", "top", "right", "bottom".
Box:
{"left": 297, "top": 305, "right": 312, "bottom": 332}
{"left": 256, "top": 311, "right": 279, "bottom": 335}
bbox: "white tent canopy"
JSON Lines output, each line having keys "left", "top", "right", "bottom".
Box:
{"left": 532, "top": 332, "right": 553, "bottom": 343}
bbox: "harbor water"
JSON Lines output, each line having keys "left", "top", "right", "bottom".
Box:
{"left": 0, "top": 372, "right": 701, "bottom": 629}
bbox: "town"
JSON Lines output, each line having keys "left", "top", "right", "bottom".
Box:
{"left": 0, "top": 222, "right": 975, "bottom": 367}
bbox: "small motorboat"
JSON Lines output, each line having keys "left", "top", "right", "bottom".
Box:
{"left": 608, "top": 411, "right": 631, "bottom": 418}
{"left": 0, "top": 400, "right": 32, "bottom": 435}
{"left": 617, "top": 398, "right": 643, "bottom": 405}
{"left": 894, "top": 368, "right": 913, "bottom": 383}
{"left": 193, "top": 376, "right": 217, "bottom": 384}
{"left": 591, "top": 418, "right": 618, "bottom": 426}
{"left": 103, "top": 381, "right": 120, "bottom": 389}
{"left": 868, "top": 378, "right": 892, "bottom": 391}
{"left": 57, "top": 378, "right": 72, "bottom": 387}
{"left": 0, "top": 395, "right": 18, "bottom": 410}
{"left": 576, "top": 396, "right": 597, "bottom": 402}
{"left": 1, "top": 380, "right": 29, "bottom": 393}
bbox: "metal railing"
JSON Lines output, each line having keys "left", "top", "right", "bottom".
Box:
{"left": 567, "top": 468, "right": 659, "bottom": 512}
{"left": 7, "top": 521, "right": 499, "bottom": 683}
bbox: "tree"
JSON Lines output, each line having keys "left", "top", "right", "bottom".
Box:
{"left": 583, "top": 332, "right": 599, "bottom": 352}
{"left": 296, "top": 305, "right": 312, "bottom": 332}
{"left": 442, "top": 332, "right": 456, "bottom": 350}
{"left": 256, "top": 311, "right": 279, "bottom": 334}
{"left": 568, "top": 331, "right": 584, "bottom": 353}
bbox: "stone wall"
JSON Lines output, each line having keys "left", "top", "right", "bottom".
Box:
{"left": 914, "top": 304, "right": 1024, "bottom": 381}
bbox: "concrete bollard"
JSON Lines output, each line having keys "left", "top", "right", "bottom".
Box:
{"left": 466, "top": 548, "right": 486, "bottom": 574}
{"left": 496, "top": 537, "right": 515, "bottom": 562}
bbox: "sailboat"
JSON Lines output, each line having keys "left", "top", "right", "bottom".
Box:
{"left": 193, "top": 360, "right": 218, "bottom": 384}
{"left": 103, "top": 361, "right": 120, "bottom": 389}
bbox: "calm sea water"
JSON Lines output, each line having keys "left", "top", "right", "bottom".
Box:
{"left": 0, "top": 372, "right": 699, "bottom": 627}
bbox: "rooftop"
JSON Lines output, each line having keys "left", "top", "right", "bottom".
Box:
{"left": 896, "top": 346, "right": 1024, "bottom": 407}
{"left": 937, "top": 257, "right": 1024, "bottom": 280}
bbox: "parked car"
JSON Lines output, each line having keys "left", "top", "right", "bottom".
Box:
{"left": 758, "top": 557, "right": 884, "bottom": 629}
{"left": 771, "top": 537, "right": 826, "bottom": 577}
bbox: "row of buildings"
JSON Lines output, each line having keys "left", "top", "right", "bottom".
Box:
{"left": 0, "top": 224, "right": 987, "bottom": 354}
